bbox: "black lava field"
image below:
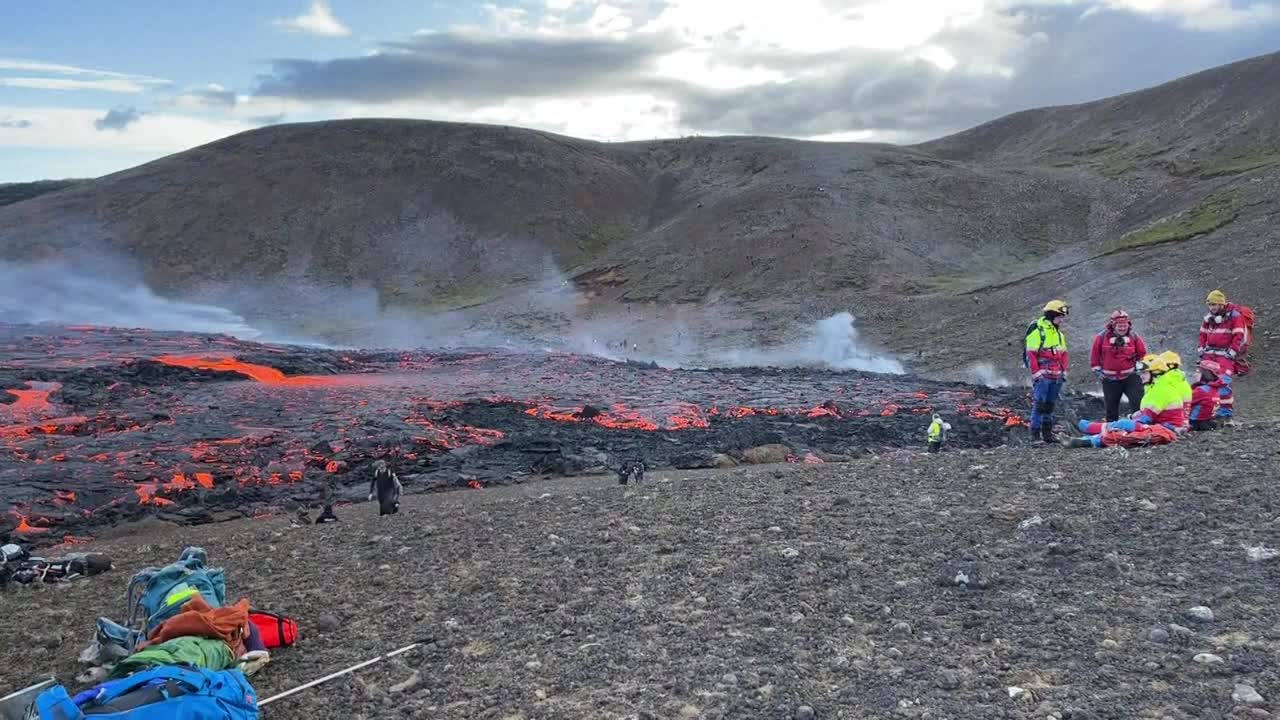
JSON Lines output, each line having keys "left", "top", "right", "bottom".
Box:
{"left": 1, "top": 323, "right": 1067, "bottom": 546}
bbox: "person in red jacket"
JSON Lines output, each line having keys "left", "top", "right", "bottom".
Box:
{"left": 1189, "top": 359, "right": 1233, "bottom": 430}
{"left": 1199, "top": 290, "right": 1247, "bottom": 373}
{"left": 1090, "top": 309, "right": 1147, "bottom": 421}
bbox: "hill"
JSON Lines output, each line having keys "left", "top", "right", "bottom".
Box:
{"left": 0, "top": 179, "right": 84, "bottom": 208}
{"left": 4, "top": 425, "right": 1280, "bottom": 718}
{"left": 0, "top": 52, "right": 1276, "bottom": 403}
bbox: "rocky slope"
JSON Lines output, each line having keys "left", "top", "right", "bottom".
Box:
{"left": 0, "top": 53, "right": 1276, "bottom": 403}
{"left": 3, "top": 422, "right": 1279, "bottom": 719}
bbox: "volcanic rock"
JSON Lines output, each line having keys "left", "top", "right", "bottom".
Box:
{"left": 743, "top": 444, "right": 792, "bottom": 465}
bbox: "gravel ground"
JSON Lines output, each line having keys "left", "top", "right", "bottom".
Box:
{"left": 3, "top": 422, "right": 1279, "bottom": 720}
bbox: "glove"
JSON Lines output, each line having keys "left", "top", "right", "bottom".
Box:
{"left": 1093, "top": 369, "right": 1105, "bottom": 381}
{"left": 367, "top": 493, "right": 375, "bottom": 501}
{"left": 1032, "top": 370, "right": 1045, "bottom": 380}
{"left": 1228, "top": 349, "right": 1237, "bottom": 358}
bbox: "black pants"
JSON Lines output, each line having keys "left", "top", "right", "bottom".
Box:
{"left": 928, "top": 441, "right": 942, "bottom": 453}
{"left": 1102, "top": 375, "right": 1144, "bottom": 421}
{"left": 1190, "top": 419, "right": 1218, "bottom": 432}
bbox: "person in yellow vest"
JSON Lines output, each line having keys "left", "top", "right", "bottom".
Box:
{"left": 1025, "top": 300, "right": 1069, "bottom": 443}
{"left": 1159, "top": 351, "right": 1193, "bottom": 432}
{"left": 927, "top": 413, "right": 951, "bottom": 453}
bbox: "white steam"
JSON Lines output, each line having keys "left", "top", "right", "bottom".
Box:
{"left": 965, "top": 362, "right": 1011, "bottom": 388}
{"left": 0, "top": 259, "right": 263, "bottom": 339}
{"left": 716, "top": 312, "right": 905, "bottom": 373}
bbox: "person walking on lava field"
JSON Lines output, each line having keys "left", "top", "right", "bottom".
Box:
{"left": 1188, "top": 359, "right": 1232, "bottom": 431}
{"left": 1199, "top": 289, "right": 1253, "bottom": 417}
{"left": 1025, "top": 299, "right": 1070, "bottom": 443}
{"left": 1064, "top": 353, "right": 1183, "bottom": 448}
{"left": 927, "top": 413, "right": 951, "bottom": 453}
{"left": 1090, "top": 310, "right": 1147, "bottom": 422}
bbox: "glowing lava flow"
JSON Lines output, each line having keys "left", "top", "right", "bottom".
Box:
{"left": 154, "top": 355, "right": 336, "bottom": 386}
{"left": 1, "top": 381, "right": 60, "bottom": 418}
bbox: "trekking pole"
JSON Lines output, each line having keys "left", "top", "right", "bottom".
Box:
{"left": 258, "top": 641, "right": 423, "bottom": 707}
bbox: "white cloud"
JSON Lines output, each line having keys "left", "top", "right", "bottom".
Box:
{"left": 0, "top": 105, "right": 255, "bottom": 153}
{"left": 273, "top": 0, "right": 352, "bottom": 37}
{"left": 0, "top": 77, "right": 163, "bottom": 93}
{"left": 0, "top": 58, "right": 170, "bottom": 93}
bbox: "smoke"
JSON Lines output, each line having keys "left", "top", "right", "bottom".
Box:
{"left": 965, "top": 362, "right": 1012, "bottom": 388}
{"left": 0, "top": 259, "right": 263, "bottom": 338}
{"left": 714, "top": 312, "right": 905, "bottom": 373}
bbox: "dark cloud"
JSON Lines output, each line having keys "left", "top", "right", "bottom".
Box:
{"left": 253, "top": 31, "right": 679, "bottom": 102}
{"left": 93, "top": 106, "right": 143, "bottom": 131}
{"left": 250, "top": 113, "right": 286, "bottom": 126}
{"left": 248, "top": 6, "right": 1279, "bottom": 142}
{"left": 0, "top": 116, "right": 32, "bottom": 129}
{"left": 674, "top": 7, "right": 1280, "bottom": 140}
{"left": 190, "top": 85, "right": 237, "bottom": 108}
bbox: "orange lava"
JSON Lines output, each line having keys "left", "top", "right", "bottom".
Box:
{"left": 154, "top": 355, "right": 337, "bottom": 386}
{"left": 14, "top": 515, "right": 50, "bottom": 534}
{"left": 1, "top": 381, "right": 60, "bottom": 420}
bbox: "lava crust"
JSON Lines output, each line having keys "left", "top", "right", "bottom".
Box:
{"left": 1, "top": 323, "right": 1091, "bottom": 545}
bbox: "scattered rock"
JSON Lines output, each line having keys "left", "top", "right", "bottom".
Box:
{"left": 1150, "top": 628, "right": 1171, "bottom": 643}
{"left": 525, "top": 660, "right": 542, "bottom": 670}
{"left": 315, "top": 614, "right": 340, "bottom": 633}
{"left": 891, "top": 622, "right": 912, "bottom": 636}
{"left": 832, "top": 496, "right": 853, "bottom": 508}
{"left": 1192, "top": 653, "right": 1224, "bottom": 665}
{"left": 780, "top": 547, "right": 800, "bottom": 559}
{"left": 1186, "top": 606, "right": 1215, "bottom": 623}
{"left": 937, "top": 670, "right": 962, "bottom": 690}
{"left": 534, "top": 689, "right": 547, "bottom": 701}
{"left": 1138, "top": 499, "right": 1159, "bottom": 512}
{"left": 1018, "top": 514, "right": 1045, "bottom": 530}
{"left": 1102, "top": 639, "right": 1120, "bottom": 650}
{"left": 1233, "top": 684, "right": 1265, "bottom": 706}
{"left": 840, "top": 615, "right": 856, "bottom": 627}
{"left": 796, "top": 706, "right": 816, "bottom": 720}
{"left": 1169, "top": 623, "right": 1195, "bottom": 637}
{"left": 720, "top": 673, "right": 738, "bottom": 686}
{"left": 743, "top": 444, "right": 792, "bottom": 464}
{"left": 768, "top": 526, "right": 783, "bottom": 533}
{"left": 678, "top": 704, "right": 701, "bottom": 718}
{"left": 711, "top": 453, "right": 739, "bottom": 468}
{"left": 1174, "top": 466, "right": 1187, "bottom": 475}
{"left": 390, "top": 671, "right": 421, "bottom": 693}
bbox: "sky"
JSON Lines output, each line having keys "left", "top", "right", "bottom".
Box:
{"left": 1, "top": 0, "right": 1277, "bottom": 181}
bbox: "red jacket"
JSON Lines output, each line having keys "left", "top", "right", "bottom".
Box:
{"left": 1199, "top": 303, "right": 1247, "bottom": 358}
{"left": 1090, "top": 332, "right": 1147, "bottom": 381}
{"left": 1189, "top": 376, "right": 1232, "bottom": 421}
{"left": 1100, "top": 423, "right": 1177, "bottom": 447}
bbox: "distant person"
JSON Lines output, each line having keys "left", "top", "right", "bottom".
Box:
{"left": 1089, "top": 310, "right": 1147, "bottom": 422}
{"left": 1158, "top": 351, "right": 1194, "bottom": 431}
{"left": 926, "top": 413, "right": 951, "bottom": 453}
{"left": 1188, "top": 359, "right": 1232, "bottom": 431}
{"left": 368, "top": 460, "right": 403, "bottom": 516}
{"left": 1024, "top": 300, "right": 1070, "bottom": 443}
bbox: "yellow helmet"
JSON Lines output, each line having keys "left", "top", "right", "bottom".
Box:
{"left": 1206, "top": 289, "right": 1227, "bottom": 305}
{"left": 1042, "top": 299, "right": 1070, "bottom": 316}
{"left": 1137, "top": 353, "right": 1169, "bottom": 376}
{"left": 1159, "top": 350, "right": 1182, "bottom": 369}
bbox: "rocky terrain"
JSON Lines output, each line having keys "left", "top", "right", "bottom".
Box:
{"left": 3, "top": 422, "right": 1279, "bottom": 719}
{"left": 0, "top": 53, "right": 1276, "bottom": 404}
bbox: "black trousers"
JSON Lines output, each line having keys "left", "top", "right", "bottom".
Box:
{"left": 1190, "top": 419, "right": 1218, "bottom": 432}
{"left": 1102, "top": 375, "right": 1144, "bottom": 421}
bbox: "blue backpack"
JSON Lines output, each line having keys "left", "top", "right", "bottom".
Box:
{"left": 126, "top": 547, "right": 227, "bottom": 634}
{"left": 35, "top": 666, "right": 257, "bottom": 720}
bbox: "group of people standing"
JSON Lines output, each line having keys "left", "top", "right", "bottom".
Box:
{"left": 1022, "top": 290, "right": 1254, "bottom": 448}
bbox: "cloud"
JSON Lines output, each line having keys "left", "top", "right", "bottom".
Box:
{"left": 254, "top": 31, "right": 678, "bottom": 102}
{"left": 272, "top": 0, "right": 351, "bottom": 37}
{"left": 1, "top": 104, "right": 255, "bottom": 152}
{"left": 0, "top": 58, "right": 170, "bottom": 93}
{"left": 93, "top": 107, "right": 145, "bottom": 131}
{"left": 242, "top": 0, "right": 1279, "bottom": 144}
{"left": 0, "top": 115, "right": 31, "bottom": 129}
{"left": 168, "top": 83, "right": 238, "bottom": 110}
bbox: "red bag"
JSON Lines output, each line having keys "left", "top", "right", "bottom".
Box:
{"left": 249, "top": 611, "right": 298, "bottom": 648}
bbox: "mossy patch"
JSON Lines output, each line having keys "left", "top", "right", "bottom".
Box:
{"left": 1115, "top": 194, "right": 1237, "bottom": 250}
{"left": 1200, "top": 152, "right": 1280, "bottom": 178}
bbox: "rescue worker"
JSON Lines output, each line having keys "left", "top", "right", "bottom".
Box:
{"left": 1066, "top": 354, "right": 1183, "bottom": 447}
{"left": 1199, "top": 289, "right": 1247, "bottom": 415}
{"left": 1025, "top": 299, "right": 1070, "bottom": 443}
{"left": 1188, "top": 359, "right": 1232, "bottom": 431}
{"left": 927, "top": 413, "right": 951, "bottom": 453}
{"left": 1159, "top": 350, "right": 1193, "bottom": 432}
{"left": 1089, "top": 310, "right": 1147, "bottom": 421}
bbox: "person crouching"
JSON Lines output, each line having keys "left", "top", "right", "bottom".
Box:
{"left": 1189, "top": 359, "right": 1232, "bottom": 431}
{"left": 1065, "top": 353, "right": 1183, "bottom": 448}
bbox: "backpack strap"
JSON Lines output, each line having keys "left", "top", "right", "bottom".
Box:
{"left": 91, "top": 665, "right": 213, "bottom": 705}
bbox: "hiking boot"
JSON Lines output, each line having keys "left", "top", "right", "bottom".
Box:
{"left": 1040, "top": 425, "right": 1057, "bottom": 444}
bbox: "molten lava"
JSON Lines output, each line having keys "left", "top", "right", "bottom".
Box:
{"left": 154, "top": 355, "right": 337, "bottom": 386}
